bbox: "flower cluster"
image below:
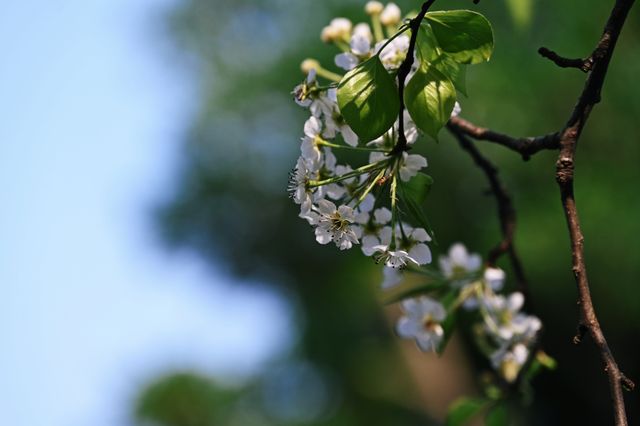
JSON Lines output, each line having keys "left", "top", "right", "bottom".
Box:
{"left": 289, "top": 2, "right": 460, "bottom": 268}
{"left": 393, "top": 244, "right": 542, "bottom": 383}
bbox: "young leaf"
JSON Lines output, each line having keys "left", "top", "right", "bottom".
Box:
{"left": 404, "top": 64, "right": 456, "bottom": 140}
{"left": 416, "top": 23, "right": 440, "bottom": 63}
{"left": 417, "top": 24, "right": 468, "bottom": 96}
{"left": 446, "top": 397, "right": 488, "bottom": 426}
{"left": 337, "top": 56, "right": 399, "bottom": 142}
{"left": 426, "top": 10, "right": 494, "bottom": 64}
{"left": 432, "top": 54, "right": 468, "bottom": 96}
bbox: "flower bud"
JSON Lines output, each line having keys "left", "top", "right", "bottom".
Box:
{"left": 365, "top": 1, "right": 384, "bottom": 15}
{"left": 321, "top": 25, "right": 338, "bottom": 42}
{"left": 330, "top": 17, "right": 353, "bottom": 39}
{"left": 300, "top": 59, "right": 321, "bottom": 74}
{"left": 380, "top": 3, "right": 401, "bottom": 26}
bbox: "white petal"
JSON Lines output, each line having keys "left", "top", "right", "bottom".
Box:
{"left": 317, "top": 199, "right": 337, "bottom": 215}
{"left": 378, "top": 226, "right": 392, "bottom": 245}
{"left": 507, "top": 292, "right": 525, "bottom": 312}
{"left": 381, "top": 267, "right": 402, "bottom": 289}
{"left": 361, "top": 235, "right": 380, "bottom": 256}
{"left": 396, "top": 316, "right": 420, "bottom": 338}
{"left": 410, "top": 227, "right": 430, "bottom": 242}
{"left": 304, "top": 116, "right": 321, "bottom": 138}
{"left": 350, "top": 33, "right": 371, "bottom": 56}
{"left": 335, "top": 53, "right": 359, "bottom": 71}
{"left": 419, "top": 297, "right": 446, "bottom": 321}
{"left": 340, "top": 125, "right": 359, "bottom": 146}
{"left": 409, "top": 243, "right": 432, "bottom": 265}
{"left": 373, "top": 207, "right": 392, "bottom": 224}
{"left": 415, "top": 332, "right": 441, "bottom": 352}
{"left": 358, "top": 193, "right": 375, "bottom": 213}
{"left": 315, "top": 228, "right": 332, "bottom": 245}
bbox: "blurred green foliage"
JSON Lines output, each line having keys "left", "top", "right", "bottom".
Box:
{"left": 135, "top": 0, "right": 640, "bottom": 425}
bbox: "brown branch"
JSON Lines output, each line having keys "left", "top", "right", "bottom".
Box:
{"left": 447, "top": 124, "right": 532, "bottom": 308}
{"left": 448, "top": 0, "right": 636, "bottom": 422}
{"left": 554, "top": 1, "right": 636, "bottom": 424}
{"left": 449, "top": 116, "right": 560, "bottom": 160}
{"left": 538, "top": 47, "right": 593, "bottom": 72}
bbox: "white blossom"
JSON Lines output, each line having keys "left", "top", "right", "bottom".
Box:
{"left": 490, "top": 343, "right": 529, "bottom": 383}
{"left": 288, "top": 157, "right": 319, "bottom": 215}
{"left": 372, "top": 245, "right": 416, "bottom": 268}
{"left": 306, "top": 199, "right": 359, "bottom": 250}
{"left": 439, "top": 243, "right": 482, "bottom": 285}
{"left": 396, "top": 297, "right": 446, "bottom": 352}
{"left": 300, "top": 116, "right": 323, "bottom": 164}
{"left": 360, "top": 207, "right": 393, "bottom": 256}
{"left": 399, "top": 226, "right": 432, "bottom": 265}
{"left": 399, "top": 152, "right": 427, "bottom": 182}
{"left": 484, "top": 267, "right": 506, "bottom": 292}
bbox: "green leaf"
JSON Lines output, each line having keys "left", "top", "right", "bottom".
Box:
{"left": 398, "top": 175, "right": 436, "bottom": 239}
{"left": 486, "top": 402, "right": 509, "bottom": 426}
{"left": 416, "top": 23, "right": 440, "bottom": 63}
{"left": 416, "top": 25, "right": 467, "bottom": 95}
{"left": 404, "top": 172, "right": 434, "bottom": 204}
{"left": 337, "top": 56, "right": 399, "bottom": 142}
{"left": 446, "top": 397, "right": 488, "bottom": 426}
{"left": 426, "top": 10, "right": 494, "bottom": 64}
{"left": 404, "top": 64, "right": 456, "bottom": 140}
{"left": 432, "top": 54, "right": 468, "bottom": 96}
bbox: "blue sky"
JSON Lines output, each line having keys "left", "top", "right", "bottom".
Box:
{"left": 0, "top": 1, "right": 293, "bottom": 425}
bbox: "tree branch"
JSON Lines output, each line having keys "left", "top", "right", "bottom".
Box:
{"left": 449, "top": 116, "right": 560, "bottom": 160}
{"left": 447, "top": 0, "right": 636, "bottom": 422}
{"left": 554, "top": 1, "right": 636, "bottom": 424}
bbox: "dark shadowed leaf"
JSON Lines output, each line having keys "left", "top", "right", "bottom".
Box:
{"left": 486, "top": 402, "right": 509, "bottom": 426}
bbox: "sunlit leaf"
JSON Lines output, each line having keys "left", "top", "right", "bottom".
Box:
{"left": 404, "top": 64, "right": 456, "bottom": 140}
{"left": 426, "top": 10, "right": 494, "bottom": 64}
{"left": 337, "top": 56, "right": 399, "bottom": 142}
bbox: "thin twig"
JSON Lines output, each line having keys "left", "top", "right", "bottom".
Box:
{"left": 538, "top": 47, "right": 593, "bottom": 72}
{"left": 447, "top": 125, "right": 532, "bottom": 308}
{"left": 392, "top": 0, "right": 436, "bottom": 155}
{"left": 448, "top": 116, "right": 559, "bottom": 160}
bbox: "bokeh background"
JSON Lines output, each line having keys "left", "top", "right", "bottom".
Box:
{"left": 1, "top": 0, "right": 638, "bottom": 425}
